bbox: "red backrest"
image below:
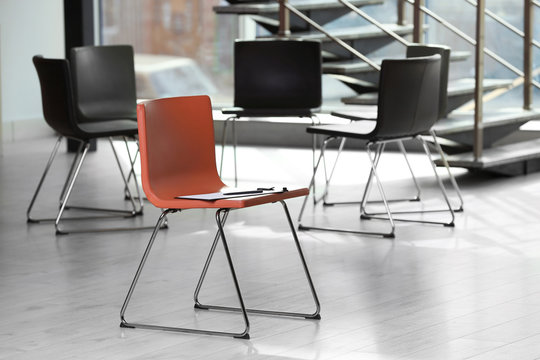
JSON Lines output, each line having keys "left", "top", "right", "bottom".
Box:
{"left": 137, "top": 95, "right": 225, "bottom": 207}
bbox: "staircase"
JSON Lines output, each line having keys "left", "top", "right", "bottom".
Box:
{"left": 214, "top": 0, "right": 540, "bottom": 175}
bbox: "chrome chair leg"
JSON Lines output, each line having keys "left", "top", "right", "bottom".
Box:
{"left": 428, "top": 130, "right": 464, "bottom": 212}
{"left": 55, "top": 142, "right": 91, "bottom": 234}
{"left": 59, "top": 140, "right": 84, "bottom": 206}
{"left": 232, "top": 117, "right": 238, "bottom": 187}
{"left": 123, "top": 136, "right": 144, "bottom": 207}
{"left": 57, "top": 140, "right": 140, "bottom": 211}
{"left": 120, "top": 208, "right": 251, "bottom": 339}
{"left": 194, "top": 202, "right": 321, "bottom": 321}
{"left": 219, "top": 116, "right": 239, "bottom": 186}
{"left": 298, "top": 137, "right": 394, "bottom": 237}
{"left": 323, "top": 138, "right": 421, "bottom": 206}
{"left": 50, "top": 140, "right": 159, "bottom": 234}
{"left": 362, "top": 142, "right": 396, "bottom": 237}
{"left": 397, "top": 140, "right": 422, "bottom": 201}
{"left": 27, "top": 135, "right": 63, "bottom": 223}
{"left": 361, "top": 137, "right": 455, "bottom": 227}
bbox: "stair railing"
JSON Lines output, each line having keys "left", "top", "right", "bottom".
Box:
{"left": 278, "top": 0, "right": 381, "bottom": 71}
{"left": 407, "top": 0, "right": 537, "bottom": 160}
{"left": 337, "top": 0, "right": 410, "bottom": 47}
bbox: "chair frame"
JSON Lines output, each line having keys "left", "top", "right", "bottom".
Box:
{"left": 298, "top": 55, "right": 461, "bottom": 237}
{"left": 26, "top": 135, "right": 145, "bottom": 235}
{"left": 120, "top": 201, "right": 321, "bottom": 339}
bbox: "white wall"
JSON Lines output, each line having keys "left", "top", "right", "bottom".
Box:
{"left": 0, "top": 0, "right": 64, "bottom": 133}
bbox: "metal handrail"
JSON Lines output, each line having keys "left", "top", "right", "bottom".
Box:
{"left": 282, "top": 1, "right": 381, "bottom": 71}
{"left": 337, "top": 0, "right": 410, "bottom": 47}
{"left": 405, "top": 0, "right": 540, "bottom": 90}
{"left": 465, "top": 0, "right": 540, "bottom": 49}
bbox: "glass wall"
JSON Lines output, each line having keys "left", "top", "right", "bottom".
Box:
{"left": 100, "top": 0, "right": 239, "bottom": 105}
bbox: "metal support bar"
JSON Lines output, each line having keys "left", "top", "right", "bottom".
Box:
{"left": 278, "top": 0, "right": 290, "bottom": 37}
{"left": 398, "top": 0, "right": 406, "bottom": 25}
{"left": 524, "top": 0, "right": 534, "bottom": 110}
{"left": 474, "top": 0, "right": 485, "bottom": 161}
{"left": 413, "top": 0, "right": 424, "bottom": 43}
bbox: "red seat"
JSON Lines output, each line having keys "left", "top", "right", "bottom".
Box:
{"left": 120, "top": 95, "right": 320, "bottom": 339}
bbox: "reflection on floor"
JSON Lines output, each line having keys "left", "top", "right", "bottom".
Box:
{"left": 1, "top": 135, "right": 540, "bottom": 360}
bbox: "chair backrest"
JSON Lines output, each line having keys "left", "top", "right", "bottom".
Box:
{"left": 136, "top": 95, "right": 226, "bottom": 206}
{"left": 32, "top": 56, "right": 81, "bottom": 138}
{"left": 233, "top": 39, "right": 322, "bottom": 110}
{"left": 70, "top": 45, "right": 137, "bottom": 122}
{"left": 373, "top": 55, "right": 441, "bottom": 140}
{"left": 406, "top": 43, "right": 450, "bottom": 119}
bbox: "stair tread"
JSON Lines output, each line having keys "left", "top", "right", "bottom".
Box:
{"left": 323, "top": 50, "right": 470, "bottom": 74}
{"left": 438, "top": 137, "right": 540, "bottom": 168}
{"left": 214, "top": 0, "right": 382, "bottom": 14}
{"left": 282, "top": 23, "right": 414, "bottom": 42}
{"left": 433, "top": 108, "right": 540, "bottom": 135}
{"left": 341, "top": 78, "right": 514, "bottom": 105}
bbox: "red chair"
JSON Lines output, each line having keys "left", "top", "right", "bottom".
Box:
{"left": 120, "top": 95, "right": 320, "bottom": 339}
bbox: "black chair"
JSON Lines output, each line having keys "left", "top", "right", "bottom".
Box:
{"left": 321, "top": 44, "right": 462, "bottom": 211}
{"left": 70, "top": 45, "right": 141, "bottom": 201}
{"left": 221, "top": 39, "right": 322, "bottom": 185}
{"left": 299, "top": 55, "right": 457, "bottom": 238}
{"left": 27, "top": 56, "right": 147, "bottom": 234}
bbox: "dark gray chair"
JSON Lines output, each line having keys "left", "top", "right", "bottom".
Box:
{"left": 27, "top": 55, "right": 147, "bottom": 234}
{"left": 299, "top": 55, "right": 458, "bottom": 238}
{"left": 320, "top": 44, "right": 462, "bottom": 212}
{"left": 221, "top": 39, "right": 322, "bottom": 185}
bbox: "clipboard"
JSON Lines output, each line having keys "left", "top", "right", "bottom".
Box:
{"left": 176, "top": 187, "right": 288, "bottom": 201}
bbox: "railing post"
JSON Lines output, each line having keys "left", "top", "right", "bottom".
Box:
{"left": 524, "top": 0, "right": 533, "bottom": 110}
{"left": 413, "top": 0, "right": 424, "bottom": 43}
{"left": 278, "top": 0, "right": 291, "bottom": 37}
{"left": 397, "top": 0, "right": 406, "bottom": 26}
{"left": 473, "top": 0, "right": 485, "bottom": 161}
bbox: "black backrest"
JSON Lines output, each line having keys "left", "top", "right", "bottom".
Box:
{"left": 32, "top": 56, "right": 80, "bottom": 138}
{"left": 406, "top": 44, "right": 450, "bottom": 119}
{"left": 373, "top": 55, "right": 441, "bottom": 140}
{"left": 234, "top": 39, "right": 322, "bottom": 109}
{"left": 70, "top": 45, "right": 137, "bottom": 122}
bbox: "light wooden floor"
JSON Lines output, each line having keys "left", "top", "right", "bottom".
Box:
{"left": 2, "top": 135, "right": 540, "bottom": 360}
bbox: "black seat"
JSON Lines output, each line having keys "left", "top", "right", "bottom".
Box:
{"left": 220, "top": 39, "right": 322, "bottom": 185}
{"left": 299, "top": 55, "right": 459, "bottom": 238}
{"left": 27, "top": 55, "right": 147, "bottom": 234}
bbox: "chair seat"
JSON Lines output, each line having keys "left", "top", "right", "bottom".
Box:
{"left": 222, "top": 107, "right": 316, "bottom": 117}
{"left": 78, "top": 119, "right": 139, "bottom": 138}
{"left": 306, "top": 121, "right": 377, "bottom": 139}
{"left": 147, "top": 187, "right": 308, "bottom": 210}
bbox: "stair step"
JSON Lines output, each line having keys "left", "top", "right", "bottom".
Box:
{"left": 342, "top": 78, "right": 513, "bottom": 115}
{"left": 214, "top": 0, "right": 382, "bottom": 14}
{"left": 434, "top": 108, "right": 539, "bottom": 133}
{"left": 435, "top": 137, "right": 540, "bottom": 175}
{"left": 324, "top": 50, "right": 469, "bottom": 75}
{"left": 284, "top": 23, "right": 415, "bottom": 42}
